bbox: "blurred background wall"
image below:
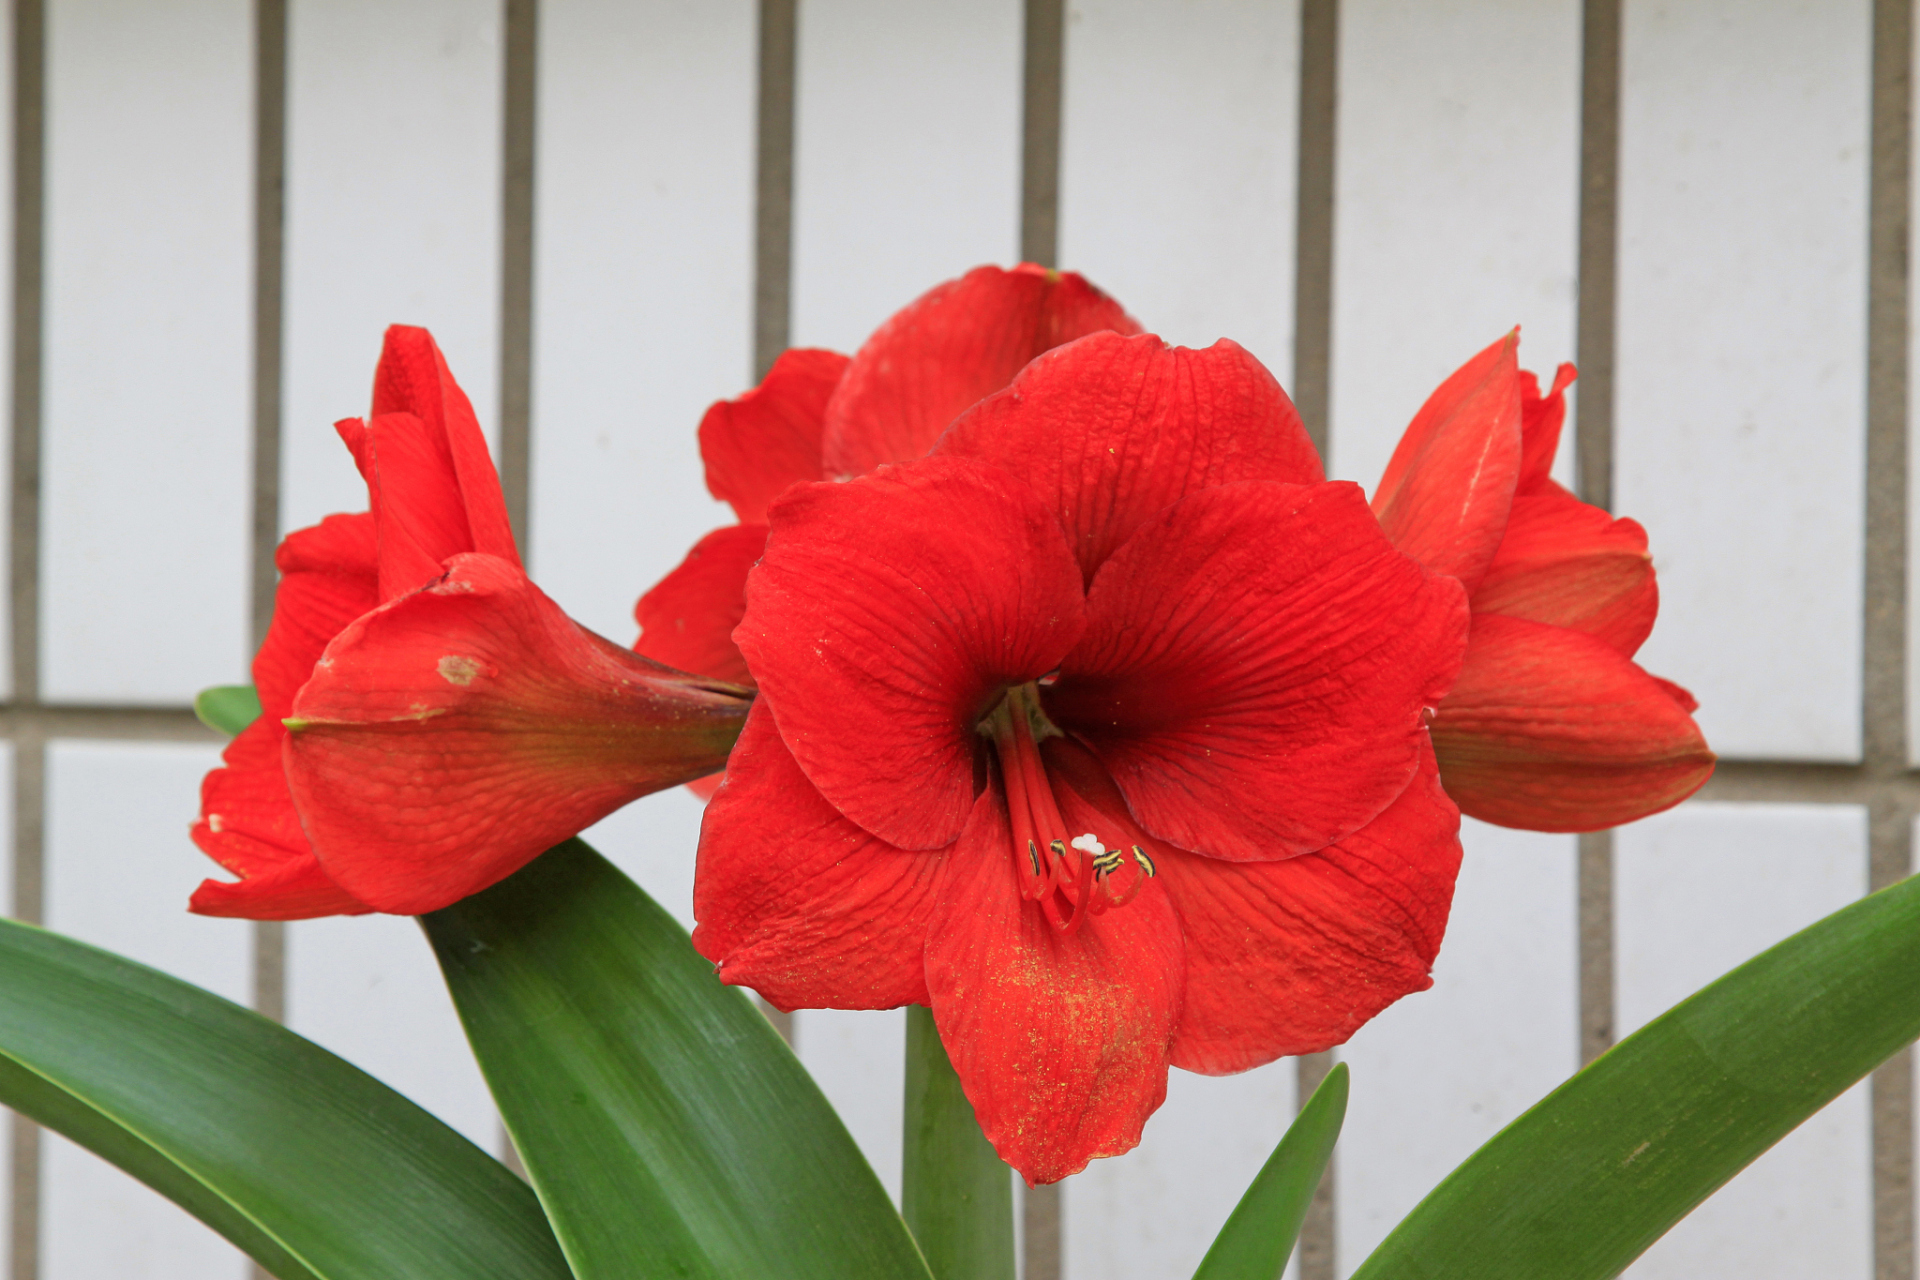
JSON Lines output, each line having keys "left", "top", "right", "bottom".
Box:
{"left": 0, "top": 1, "right": 1907, "bottom": 1277}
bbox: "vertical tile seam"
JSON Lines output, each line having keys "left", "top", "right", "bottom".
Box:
{"left": 751, "top": 0, "right": 797, "bottom": 1054}
{"left": 1292, "top": 0, "right": 1338, "bottom": 464}
{"left": 1867, "top": 2, "right": 1914, "bottom": 1277}
{"left": 9, "top": 0, "right": 43, "bottom": 1273}
{"left": 490, "top": 0, "right": 540, "bottom": 1174}
{"left": 249, "top": 9, "right": 290, "bottom": 1276}
{"left": 1575, "top": 0, "right": 1620, "bottom": 1077}
{"left": 1020, "top": 10, "right": 1068, "bottom": 1275}
{"left": 1294, "top": 2, "right": 1340, "bottom": 1277}
{"left": 498, "top": 0, "right": 536, "bottom": 548}
{"left": 753, "top": 0, "right": 796, "bottom": 383}
{"left": 249, "top": 0, "right": 289, "bottom": 1075}
{"left": 1019, "top": 0, "right": 1063, "bottom": 269}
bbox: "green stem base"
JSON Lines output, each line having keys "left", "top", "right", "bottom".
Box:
{"left": 902, "top": 1005, "right": 1016, "bottom": 1280}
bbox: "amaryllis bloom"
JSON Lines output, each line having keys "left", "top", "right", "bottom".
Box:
{"left": 1372, "top": 334, "right": 1714, "bottom": 830}
{"left": 693, "top": 332, "right": 1471, "bottom": 1183}
{"left": 635, "top": 264, "right": 1140, "bottom": 787}
{"left": 192, "top": 326, "right": 749, "bottom": 919}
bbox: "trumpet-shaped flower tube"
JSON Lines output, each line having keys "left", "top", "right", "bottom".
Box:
{"left": 193, "top": 326, "right": 749, "bottom": 918}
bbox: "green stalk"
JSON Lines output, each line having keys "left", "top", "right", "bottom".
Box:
{"left": 901, "top": 1005, "right": 1016, "bottom": 1280}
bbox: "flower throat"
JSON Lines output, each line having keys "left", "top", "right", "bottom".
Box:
{"left": 980, "top": 682, "right": 1154, "bottom": 934}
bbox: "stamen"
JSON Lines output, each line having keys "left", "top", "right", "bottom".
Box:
{"left": 982, "top": 682, "right": 1156, "bottom": 930}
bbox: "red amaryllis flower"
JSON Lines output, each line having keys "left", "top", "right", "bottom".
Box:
{"left": 693, "top": 332, "right": 1471, "bottom": 1183}
{"left": 1372, "top": 333, "right": 1714, "bottom": 830}
{"left": 635, "top": 264, "right": 1141, "bottom": 793}
{"left": 192, "top": 326, "right": 749, "bottom": 919}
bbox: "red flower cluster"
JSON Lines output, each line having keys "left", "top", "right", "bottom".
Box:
{"left": 194, "top": 266, "right": 1711, "bottom": 1188}
{"left": 191, "top": 328, "right": 749, "bottom": 918}
{"left": 651, "top": 268, "right": 1712, "bottom": 1183}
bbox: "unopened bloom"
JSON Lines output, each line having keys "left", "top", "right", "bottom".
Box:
{"left": 1372, "top": 334, "right": 1714, "bottom": 830}
{"left": 192, "top": 327, "right": 749, "bottom": 919}
{"left": 694, "top": 332, "right": 1470, "bottom": 1183}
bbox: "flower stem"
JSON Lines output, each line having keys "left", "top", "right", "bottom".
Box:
{"left": 902, "top": 1004, "right": 1016, "bottom": 1280}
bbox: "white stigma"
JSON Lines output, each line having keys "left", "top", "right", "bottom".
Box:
{"left": 1070, "top": 833, "right": 1106, "bottom": 857}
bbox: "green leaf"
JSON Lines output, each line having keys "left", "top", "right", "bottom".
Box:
{"left": 1192, "top": 1061, "right": 1346, "bottom": 1280}
{"left": 902, "top": 1003, "right": 1015, "bottom": 1280}
{"left": 0, "top": 916, "right": 570, "bottom": 1280}
{"left": 422, "top": 838, "right": 936, "bottom": 1280}
{"left": 1350, "top": 872, "right": 1920, "bottom": 1280}
{"left": 194, "top": 684, "right": 262, "bottom": 736}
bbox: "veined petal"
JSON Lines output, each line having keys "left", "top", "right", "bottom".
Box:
{"left": 1431, "top": 614, "right": 1715, "bottom": 831}
{"left": 190, "top": 719, "right": 372, "bottom": 920}
{"left": 926, "top": 776, "right": 1183, "bottom": 1185}
{"left": 1049, "top": 481, "right": 1468, "bottom": 862}
{"left": 939, "top": 331, "right": 1323, "bottom": 584}
{"left": 700, "top": 348, "right": 848, "bottom": 522}
{"left": 739, "top": 457, "right": 1087, "bottom": 851}
{"left": 634, "top": 523, "right": 767, "bottom": 687}
{"left": 1517, "top": 363, "right": 1577, "bottom": 493}
{"left": 285, "top": 553, "right": 752, "bottom": 914}
{"left": 1473, "top": 491, "right": 1656, "bottom": 656}
{"left": 369, "top": 325, "right": 520, "bottom": 566}
{"left": 1043, "top": 736, "right": 1459, "bottom": 1074}
{"left": 1371, "top": 331, "right": 1523, "bottom": 592}
{"left": 692, "top": 700, "right": 940, "bottom": 1010}
{"left": 191, "top": 513, "right": 380, "bottom": 921}
{"left": 335, "top": 413, "right": 464, "bottom": 601}
{"left": 822, "top": 264, "right": 1140, "bottom": 479}
{"left": 257, "top": 513, "right": 380, "bottom": 717}
{"left": 1162, "top": 745, "right": 1458, "bottom": 1073}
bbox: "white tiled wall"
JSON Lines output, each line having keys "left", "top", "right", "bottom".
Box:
{"left": 1617, "top": 0, "right": 1870, "bottom": 763}
{"left": 42, "top": 0, "right": 253, "bottom": 706}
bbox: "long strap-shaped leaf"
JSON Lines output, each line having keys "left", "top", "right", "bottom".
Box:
{"left": 1192, "top": 1062, "right": 1347, "bottom": 1280}
{"left": 0, "top": 916, "right": 571, "bottom": 1280}
{"left": 1350, "top": 871, "right": 1920, "bottom": 1279}
{"left": 423, "top": 838, "right": 935, "bottom": 1280}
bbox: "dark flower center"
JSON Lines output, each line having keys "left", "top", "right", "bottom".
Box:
{"left": 979, "top": 682, "right": 1154, "bottom": 933}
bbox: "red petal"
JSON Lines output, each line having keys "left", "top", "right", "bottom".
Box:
{"left": 634, "top": 523, "right": 766, "bottom": 687}
{"left": 1431, "top": 614, "right": 1716, "bottom": 831}
{"left": 925, "top": 775, "right": 1183, "bottom": 1185}
{"left": 190, "top": 718, "right": 372, "bottom": 920}
{"left": 738, "top": 457, "right": 1087, "bottom": 851}
{"left": 255, "top": 513, "right": 380, "bottom": 716}
{"left": 340, "top": 328, "right": 521, "bottom": 600}
{"left": 1047, "top": 481, "right": 1468, "bottom": 862}
{"left": 821, "top": 264, "right": 1141, "bottom": 479}
{"left": 191, "top": 513, "right": 380, "bottom": 921}
{"left": 700, "top": 349, "right": 848, "bottom": 523}
{"left": 1473, "top": 491, "right": 1657, "bottom": 656}
{"left": 1163, "top": 747, "right": 1459, "bottom": 1072}
{"left": 1044, "top": 736, "right": 1459, "bottom": 1073}
{"left": 1654, "top": 675, "right": 1700, "bottom": 714}
{"left": 284, "top": 553, "right": 751, "bottom": 914}
{"left": 370, "top": 325, "right": 520, "bottom": 565}
{"left": 692, "top": 700, "right": 939, "bottom": 1010}
{"left": 1371, "top": 332, "right": 1523, "bottom": 592}
{"left": 939, "top": 331, "right": 1323, "bottom": 583}
{"left": 1517, "top": 363, "right": 1577, "bottom": 493}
